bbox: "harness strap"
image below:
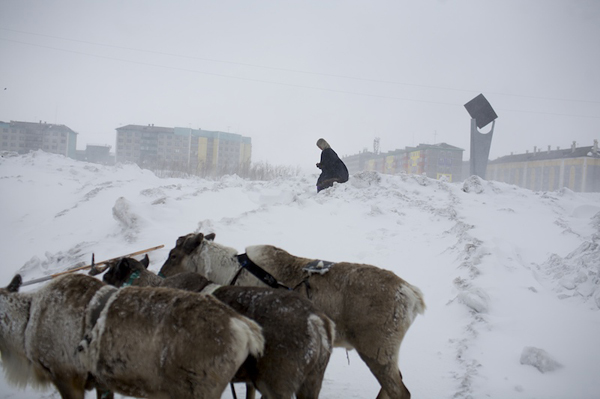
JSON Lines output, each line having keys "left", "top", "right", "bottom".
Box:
{"left": 234, "top": 254, "right": 291, "bottom": 290}
{"left": 122, "top": 270, "right": 141, "bottom": 287}
{"left": 293, "top": 277, "right": 313, "bottom": 300}
{"left": 229, "top": 261, "right": 245, "bottom": 286}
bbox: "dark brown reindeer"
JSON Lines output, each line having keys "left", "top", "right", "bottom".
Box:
{"left": 0, "top": 274, "right": 111, "bottom": 399}
{"left": 98, "top": 255, "right": 336, "bottom": 399}
{"left": 159, "top": 232, "right": 426, "bottom": 399}
{"left": 0, "top": 273, "right": 265, "bottom": 399}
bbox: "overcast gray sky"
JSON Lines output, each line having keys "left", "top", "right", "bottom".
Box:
{"left": 1, "top": 0, "right": 599, "bottom": 169}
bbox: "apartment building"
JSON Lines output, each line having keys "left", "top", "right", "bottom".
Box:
{"left": 486, "top": 141, "right": 600, "bottom": 192}
{"left": 343, "top": 142, "right": 464, "bottom": 182}
{"left": 76, "top": 144, "right": 114, "bottom": 165}
{"left": 0, "top": 120, "right": 77, "bottom": 158}
{"left": 115, "top": 124, "right": 251, "bottom": 174}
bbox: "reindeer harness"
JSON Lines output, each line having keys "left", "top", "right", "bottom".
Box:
{"left": 230, "top": 254, "right": 290, "bottom": 289}
{"left": 230, "top": 253, "right": 335, "bottom": 299}
{"left": 122, "top": 270, "right": 141, "bottom": 287}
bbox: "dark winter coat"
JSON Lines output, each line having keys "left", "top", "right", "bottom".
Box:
{"left": 317, "top": 148, "right": 349, "bottom": 192}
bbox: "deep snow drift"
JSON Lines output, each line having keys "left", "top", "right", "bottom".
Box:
{"left": 1, "top": 151, "right": 599, "bottom": 398}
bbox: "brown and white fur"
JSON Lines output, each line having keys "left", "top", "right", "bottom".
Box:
{"left": 0, "top": 274, "right": 111, "bottom": 399}
{"left": 160, "top": 233, "right": 426, "bottom": 399}
{"left": 77, "top": 274, "right": 265, "bottom": 399}
{"left": 101, "top": 256, "right": 335, "bottom": 399}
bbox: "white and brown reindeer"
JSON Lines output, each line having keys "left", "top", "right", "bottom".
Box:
{"left": 0, "top": 272, "right": 265, "bottom": 399}
{"left": 159, "top": 232, "right": 426, "bottom": 399}
{"left": 0, "top": 273, "right": 112, "bottom": 399}
{"left": 97, "top": 255, "right": 336, "bottom": 399}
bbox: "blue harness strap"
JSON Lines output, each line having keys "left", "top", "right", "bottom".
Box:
{"left": 122, "top": 270, "right": 141, "bottom": 287}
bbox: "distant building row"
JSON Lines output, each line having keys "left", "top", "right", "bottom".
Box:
{"left": 486, "top": 141, "right": 600, "bottom": 192}
{"left": 115, "top": 124, "right": 252, "bottom": 175}
{"left": 2, "top": 120, "right": 598, "bottom": 192}
{"left": 0, "top": 121, "right": 252, "bottom": 175}
{"left": 0, "top": 120, "right": 78, "bottom": 158}
{"left": 342, "top": 140, "right": 600, "bottom": 192}
{"left": 343, "top": 142, "right": 465, "bottom": 182}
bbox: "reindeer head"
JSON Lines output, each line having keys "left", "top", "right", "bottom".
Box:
{"left": 159, "top": 232, "right": 241, "bottom": 284}
{"left": 159, "top": 233, "right": 212, "bottom": 277}
{"left": 103, "top": 256, "right": 149, "bottom": 287}
{"left": 0, "top": 275, "right": 23, "bottom": 321}
{"left": 4, "top": 275, "right": 22, "bottom": 293}
{"left": 0, "top": 274, "right": 33, "bottom": 386}
{"left": 0, "top": 275, "right": 26, "bottom": 339}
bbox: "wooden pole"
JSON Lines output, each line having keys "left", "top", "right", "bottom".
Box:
{"left": 21, "top": 244, "right": 164, "bottom": 287}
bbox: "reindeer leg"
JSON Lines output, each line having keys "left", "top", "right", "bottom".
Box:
{"left": 296, "top": 357, "right": 328, "bottom": 399}
{"left": 96, "top": 388, "right": 114, "bottom": 399}
{"left": 297, "top": 380, "right": 323, "bottom": 399}
{"left": 358, "top": 353, "right": 411, "bottom": 399}
{"left": 53, "top": 380, "right": 86, "bottom": 399}
{"left": 245, "top": 383, "right": 256, "bottom": 399}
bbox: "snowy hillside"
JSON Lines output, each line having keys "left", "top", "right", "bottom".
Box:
{"left": 1, "top": 151, "right": 599, "bottom": 398}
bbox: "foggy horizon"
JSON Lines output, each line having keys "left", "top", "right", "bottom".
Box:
{"left": 1, "top": 1, "right": 599, "bottom": 168}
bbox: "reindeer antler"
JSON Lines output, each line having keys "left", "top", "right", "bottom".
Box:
{"left": 88, "top": 253, "right": 109, "bottom": 276}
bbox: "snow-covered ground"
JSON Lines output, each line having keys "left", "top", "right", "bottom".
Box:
{"left": 1, "top": 150, "right": 599, "bottom": 398}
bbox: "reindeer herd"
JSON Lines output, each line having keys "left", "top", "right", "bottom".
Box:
{"left": 0, "top": 232, "right": 425, "bottom": 399}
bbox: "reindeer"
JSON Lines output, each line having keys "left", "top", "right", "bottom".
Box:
{"left": 159, "top": 233, "right": 426, "bottom": 399}
{"left": 77, "top": 275, "right": 265, "bottom": 399}
{"left": 0, "top": 273, "right": 111, "bottom": 399}
{"left": 0, "top": 273, "right": 265, "bottom": 399}
{"left": 98, "top": 255, "right": 335, "bottom": 399}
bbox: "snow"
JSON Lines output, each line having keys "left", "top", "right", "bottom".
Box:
{"left": 1, "top": 150, "right": 600, "bottom": 399}
{"left": 520, "top": 347, "right": 563, "bottom": 374}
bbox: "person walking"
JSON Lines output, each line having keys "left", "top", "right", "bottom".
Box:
{"left": 315, "top": 138, "right": 349, "bottom": 192}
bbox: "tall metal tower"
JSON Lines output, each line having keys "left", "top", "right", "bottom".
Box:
{"left": 464, "top": 94, "right": 498, "bottom": 179}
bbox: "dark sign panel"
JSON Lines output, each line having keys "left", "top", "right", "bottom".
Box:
{"left": 464, "top": 94, "right": 498, "bottom": 129}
